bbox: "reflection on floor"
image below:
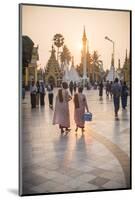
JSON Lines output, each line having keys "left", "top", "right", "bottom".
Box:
{"left": 21, "top": 89, "right": 130, "bottom": 195}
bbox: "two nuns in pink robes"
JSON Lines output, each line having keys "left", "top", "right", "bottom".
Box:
{"left": 53, "top": 83, "right": 89, "bottom": 134}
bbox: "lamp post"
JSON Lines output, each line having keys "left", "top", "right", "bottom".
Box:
{"left": 105, "top": 36, "right": 115, "bottom": 81}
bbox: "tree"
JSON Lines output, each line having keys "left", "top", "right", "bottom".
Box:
{"left": 53, "top": 34, "right": 64, "bottom": 61}
{"left": 22, "top": 35, "right": 34, "bottom": 75}
{"left": 91, "top": 51, "right": 101, "bottom": 81}
{"left": 60, "top": 45, "right": 71, "bottom": 65}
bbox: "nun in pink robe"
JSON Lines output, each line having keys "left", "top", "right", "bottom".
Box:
{"left": 53, "top": 82, "right": 72, "bottom": 134}
{"left": 74, "top": 87, "right": 89, "bottom": 132}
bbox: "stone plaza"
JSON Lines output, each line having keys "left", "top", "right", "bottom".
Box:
{"left": 21, "top": 88, "right": 130, "bottom": 195}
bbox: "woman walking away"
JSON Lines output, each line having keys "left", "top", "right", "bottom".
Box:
{"left": 121, "top": 81, "right": 128, "bottom": 110}
{"left": 47, "top": 83, "right": 54, "bottom": 109}
{"left": 69, "top": 81, "right": 74, "bottom": 96}
{"left": 106, "top": 81, "right": 110, "bottom": 97}
{"left": 74, "top": 87, "right": 89, "bottom": 134}
{"left": 36, "top": 81, "right": 40, "bottom": 106}
{"left": 53, "top": 82, "right": 72, "bottom": 134}
{"left": 112, "top": 78, "right": 122, "bottom": 120}
{"left": 109, "top": 81, "right": 113, "bottom": 98}
{"left": 30, "top": 80, "right": 37, "bottom": 108}
{"left": 99, "top": 81, "right": 104, "bottom": 100}
{"left": 73, "top": 82, "right": 77, "bottom": 93}
{"left": 39, "top": 81, "right": 45, "bottom": 106}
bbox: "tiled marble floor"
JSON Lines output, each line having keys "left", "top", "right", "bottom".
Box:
{"left": 20, "top": 88, "right": 131, "bottom": 195}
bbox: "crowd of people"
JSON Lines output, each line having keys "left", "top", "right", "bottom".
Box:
{"left": 98, "top": 78, "right": 128, "bottom": 119}
{"left": 22, "top": 78, "right": 129, "bottom": 134}
{"left": 28, "top": 80, "right": 54, "bottom": 109}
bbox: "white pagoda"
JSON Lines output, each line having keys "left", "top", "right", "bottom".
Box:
{"left": 63, "top": 57, "right": 81, "bottom": 83}
{"left": 106, "top": 53, "right": 115, "bottom": 81}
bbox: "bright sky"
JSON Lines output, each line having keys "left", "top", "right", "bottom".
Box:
{"left": 22, "top": 5, "right": 130, "bottom": 70}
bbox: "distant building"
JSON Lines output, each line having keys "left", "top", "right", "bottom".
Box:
{"left": 115, "top": 59, "right": 123, "bottom": 80}
{"left": 24, "top": 45, "right": 39, "bottom": 87}
{"left": 122, "top": 49, "right": 130, "bottom": 84}
{"left": 63, "top": 57, "right": 81, "bottom": 83}
{"left": 106, "top": 53, "right": 115, "bottom": 82}
{"left": 77, "top": 27, "right": 103, "bottom": 83}
{"left": 45, "top": 45, "right": 62, "bottom": 87}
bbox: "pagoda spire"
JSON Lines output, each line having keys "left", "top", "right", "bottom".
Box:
{"left": 118, "top": 59, "right": 121, "bottom": 69}
{"left": 125, "top": 49, "right": 128, "bottom": 63}
{"left": 111, "top": 53, "right": 114, "bottom": 66}
{"left": 82, "top": 26, "right": 87, "bottom": 42}
{"left": 123, "top": 49, "right": 128, "bottom": 69}
{"left": 87, "top": 40, "right": 89, "bottom": 54}
{"left": 71, "top": 56, "right": 74, "bottom": 68}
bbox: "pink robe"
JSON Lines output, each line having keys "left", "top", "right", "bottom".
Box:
{"left": 53, "top": 89, "right": 70, "bottom": 128}
{"left": 74, "top": 93, "right": 88, "bottom": 128}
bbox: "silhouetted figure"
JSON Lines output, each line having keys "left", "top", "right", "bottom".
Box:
{"left": 30, "top": 80, "right": 37, "bottom": 108}
{"left": 73, "top": 82, "right": 77, "bottom": 93}
{"left": 121, "top": 81, "right": 128, "bottom": 109}
{"left": 69, "top": 81, "right": 74, "bottom": 95}
{"left": 112, "top": 78, "right": 122, "bottom": 119}
{"left": 106, "top": 81, "right": 110, "bottom": 97}
{"left": 22, "top": 82, "right": 25, "bottom": 99}
{"left": 39, "top": 82, "right": 45, "bottom": 106}
{"left": 36, "top": 81, "right": 40, "bottom": 106}
{"left": 109, "top": 81, "right": 113, "bottom": 98}
{"left": 99, "top": 81, "right": 104, "bottom": 100}
{"left": 47, "top": 83, "right": 54, "bottom": 109}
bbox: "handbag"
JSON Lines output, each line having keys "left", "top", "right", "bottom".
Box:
{"left": 82, "top": 112, "right": 92, "bottom": 121}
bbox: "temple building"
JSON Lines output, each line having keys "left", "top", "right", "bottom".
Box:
{"left": 106, "top": 49, "right": 130, "bottom": 84}
{"left": 82, "top": 27, "right": 89, "bottom": 84}
{"left": 25, "top": 45, "right": 39, "bottom": 86}
{"left": 63, "top": 57, "right": 81, "bottom": 83}
{"left": 77, "top": 27, "right": 102, "bottom": 83}
{"left": 115, "top": 59, "right": 123, "bottom": 80}
{"left": 45, "top": 45, "right": 62, "bottom": 87}
{"left": 122, "top": 49, "right": 130, "bottom": 84}
{"left": 106, "top": 53, "right": 115, "bottom": 82}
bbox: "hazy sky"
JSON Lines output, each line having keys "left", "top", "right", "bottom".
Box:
{"left": 22, "top": 5, "right": 130, "bottom": 70}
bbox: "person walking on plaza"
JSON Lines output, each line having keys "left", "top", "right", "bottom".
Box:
{"left": 121, "top": 81, "right": 128, "bottom": 110}
{"left": 30, "top": 80, "right": 37, "bottom": 108}
{"left": 53, "top": 82, "right": 72, "bottom": 134}
{"left": 69, "top": 81, "right": 74, "bottom": 96}
{"left": 112, "top": 78, "right": 122, "bottom": 119}
{"left": 47, "top": 83, "right": 54, "bottom": 109}
{"left": 99, "top": 81, "right": 104, "bottom": 100}
{"left": 74, "top": 87, "right": 89, "bottom": 133}
{"left": 22, "top": 82, "right": 25, "bottom": 100}
{"left": 106, "top": 81, "right": 110, "bottom": 97}
{"left": 36, "top": 81, "right": 40, "bottom": 106}
{"left": 39, "top": 81, "right": 45, "bottom": 106}
{"left": 73, "top": 82, "right": 77, "bottom": 93}
{"left": 109, "top": 81, "right": 113, "bottom": 98}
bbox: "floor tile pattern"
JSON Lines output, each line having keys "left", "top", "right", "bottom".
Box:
{"left": 20, "top": 89, "right": 130, "bottom": 194}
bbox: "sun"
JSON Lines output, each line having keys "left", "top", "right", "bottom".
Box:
{"left": 78, "top": 43, "right": 83, "bottom": 51}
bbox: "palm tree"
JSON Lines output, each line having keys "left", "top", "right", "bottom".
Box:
{"left": 53, "top": 34, "right": 64, "bottom": 61}
{"left": 92, "top": 51, "right": 101, "bottom": 82}
{"left": 22, "top": 35, "right": 34, "bottom": 75}
{"left": 60, "top": 45, "right": 71, "bottom": 66}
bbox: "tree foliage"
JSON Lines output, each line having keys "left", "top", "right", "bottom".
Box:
{"left": 53, "top": 34, "right": 64, "bottom": 60}
{"left": 60, "top": 45, "right": 71, "bottom": 64}
{"left": 22, "top": 35, "right": 34, "bottom": 74}
{"left": 53, "top": 34, "right": 64, "bottom": 48}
